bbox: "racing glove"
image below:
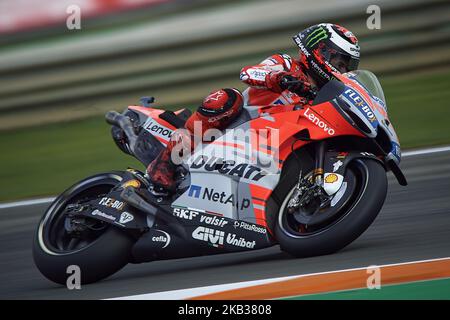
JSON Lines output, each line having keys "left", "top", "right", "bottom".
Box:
{"left": 266, "top": 71, "right": 316, "bottom": 100}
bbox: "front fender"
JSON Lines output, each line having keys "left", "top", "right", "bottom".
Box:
{"left": 322, "top": 151, "right": 384, "bottom": 196}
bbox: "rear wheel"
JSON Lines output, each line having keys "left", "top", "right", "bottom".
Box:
{"left": 275, "top": 158, "right": 387, "bottom": 257}
{"left": 33, "top": 172, "right": 135, "bottom": 285}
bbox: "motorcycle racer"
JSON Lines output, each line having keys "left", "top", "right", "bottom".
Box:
{"left": 146, "top": 23, "right": 360, "bottom": 193}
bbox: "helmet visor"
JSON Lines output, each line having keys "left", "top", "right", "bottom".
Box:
{"left": 319, "top": 45, "right": 359, "bottom": 73}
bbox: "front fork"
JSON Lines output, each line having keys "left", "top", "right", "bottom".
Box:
{"left": 287, "top": 141, "right": 329, "bottom": 213}
{"left": 313, "top": 141, "right": 326, "bottom": 185}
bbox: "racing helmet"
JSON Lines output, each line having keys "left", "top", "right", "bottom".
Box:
{"left": 293, "top": 23, "right": 360, "bottom": 87}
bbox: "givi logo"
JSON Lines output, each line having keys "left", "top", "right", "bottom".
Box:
{"left": 192, "top": 226, "right": 224, "bottom": 247}
{"left": 303, "top": 108, "right": 335, "bottom": 136}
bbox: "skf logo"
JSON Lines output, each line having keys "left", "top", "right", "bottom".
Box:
{"left": 173, "top": 207, "right": 200, "bottom": 220}
{"left": 192, "top": 227, "right": 224, "bottom": 247}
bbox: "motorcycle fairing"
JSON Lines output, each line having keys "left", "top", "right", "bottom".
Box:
{"left": 171, "top": 99, "right": 365, "bottom": 228}
{"left": 117, "top": 71, "right": 404, "bottom": 229}
{"left": 335, "top": 72, "right": 402, "bottom": 165}
{"left": 128, "top": 105, "right": 178, "bottom": 147}
{"left": 167, "top": 205, "right": 275, "bottom": 252}
{"left": 172, "top": 121, "right": 281, "bottom": 228}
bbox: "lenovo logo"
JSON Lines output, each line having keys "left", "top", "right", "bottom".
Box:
{"left": 303, "top": 108, "right": 335, "bottom": 136}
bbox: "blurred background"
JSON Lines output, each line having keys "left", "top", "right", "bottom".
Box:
{"left": 0, "top": 0, "right": 449, "bottom": 201}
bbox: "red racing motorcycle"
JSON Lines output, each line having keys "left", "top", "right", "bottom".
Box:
{"left": 33, "top": 70, "right": 407, "bottom": 285}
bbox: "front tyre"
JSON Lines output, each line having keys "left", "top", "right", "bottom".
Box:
{"left": 275, "top": 158, "right": 387, "bottom": 257}
{"left": 32, "top": 172, "right": 135, "bottom": 285}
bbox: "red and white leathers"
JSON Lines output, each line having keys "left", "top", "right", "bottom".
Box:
{"left": 146, "top": 88, "right": 244, "bottom": 191}
{"left": 240, "top": 53, "right": 314, "bottom": 107}
{"left": 147, "top": 53, "right": 314, "bottom": 191}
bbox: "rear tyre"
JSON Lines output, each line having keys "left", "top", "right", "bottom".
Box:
{"left": 32, "top": 172, "right": 135, "bottom": 285}
{"left": 275, "top": 158, "right": 387, "bottom": 257}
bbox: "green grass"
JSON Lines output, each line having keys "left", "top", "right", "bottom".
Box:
{"left": 381, "top": 70, "right": 450, "bottom": 148}
{"left": 0, "top": 117, "right": 140, "bottom": 201}
{"left": 0, "top": 70, "right": 449, "bottom": 201}
{"left": 284, "top": 278, "right": 450, "bottom": 300}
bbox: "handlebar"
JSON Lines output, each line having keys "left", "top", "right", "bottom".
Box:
{"left": 281, "top": 78, "right": 317, "bottom": 99}
{"left": 281, "top": 79, "right": 303, "bottom": 85}
{"left": 105, "top": 111, "right": 121, "bottom": 126}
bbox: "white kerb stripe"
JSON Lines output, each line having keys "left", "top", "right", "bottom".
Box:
{"left": 1, "top": 145, "right": 450, "bottom": 209}
{"left": 108, "top": 256, "right": 450, "bottom": 300}
{"left": 0, "top": 197, "right": 55, "bottom": 209}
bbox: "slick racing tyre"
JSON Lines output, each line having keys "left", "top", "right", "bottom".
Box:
{"left": 275, "top": 157, "right": 387, "bottom": 257}
{"left": 33, "top": 172, "right": 135, "bottom": 285}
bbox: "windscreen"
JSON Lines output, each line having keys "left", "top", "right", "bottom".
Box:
{"left": 345, "top": 70, "right": 387, "bottom": 110}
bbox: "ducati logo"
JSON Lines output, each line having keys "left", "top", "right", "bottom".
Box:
{"left": 190, "top": 156, "right": 267, "bottom": 181}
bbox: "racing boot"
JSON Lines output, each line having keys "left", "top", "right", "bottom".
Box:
{"left": 146, "top": 147, "right": 177, "bottom": 195}
{"left": 146, "top": 129, "right": 192, "bottom": 195}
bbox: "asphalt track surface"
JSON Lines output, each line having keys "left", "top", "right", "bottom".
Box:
{"left": 0, "top": 150, "right": 449, "bottom": 299}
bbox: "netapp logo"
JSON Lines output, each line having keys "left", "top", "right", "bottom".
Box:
{"left": 190, "top": 156, "right": 267, "bottom": 181}
{"left": 188, "top": 185, "right": 250, "bottom": 210}
{"left": 192, "top": 226, "right": 225, "bottom": 247}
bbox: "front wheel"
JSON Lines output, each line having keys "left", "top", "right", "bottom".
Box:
{"left": 275, "top": 158, "right": 387, "bottom": 257}
{"left": 32, "top": 172, "right": 135, "bottom": 285}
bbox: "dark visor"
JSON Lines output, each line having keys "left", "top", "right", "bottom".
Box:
{"left": 319, "top": 45, "right": 359, "bottom": 73}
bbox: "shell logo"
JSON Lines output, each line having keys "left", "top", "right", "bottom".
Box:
{"left": 325, "top": 173, "right": 339, "bottom": 184}
{"left": 122, "top": 179, "right": 141, "bottom": 189}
